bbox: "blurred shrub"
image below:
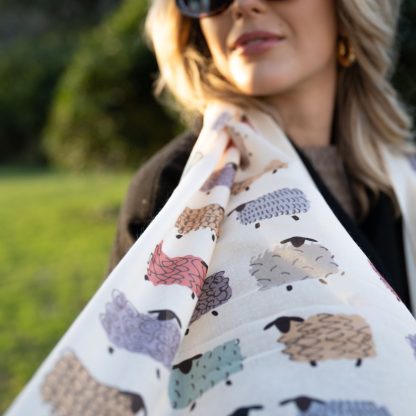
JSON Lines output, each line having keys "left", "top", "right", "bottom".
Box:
{"left": 42, "top": 0, "right": 181, "bottom": 170}
{"left": 394, "top": 0, "right": 416, "bottom": 117}
{"left": 0, "top": 35, "right": 75, "bottom": 164}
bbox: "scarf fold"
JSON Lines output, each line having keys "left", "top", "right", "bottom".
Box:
{"left": 6, "top": 102, "right": 416, "bottom": 416}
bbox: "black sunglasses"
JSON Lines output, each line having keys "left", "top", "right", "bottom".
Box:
{"left": 176, "top": 0, "right": 235, "bottom": 18}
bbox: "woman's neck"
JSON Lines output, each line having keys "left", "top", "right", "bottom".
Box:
{"left": 263, "top": 66, "right": 337, "bottom": 148}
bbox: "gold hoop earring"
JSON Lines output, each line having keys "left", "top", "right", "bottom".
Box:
{"left": 337, "top": 36, "right": 357, "bottom": 68}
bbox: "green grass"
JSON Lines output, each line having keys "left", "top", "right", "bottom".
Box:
{"left": 0, "top": 169, "right": 133, "bottom": 412}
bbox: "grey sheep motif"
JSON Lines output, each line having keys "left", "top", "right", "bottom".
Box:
{"left": 249, "top": 236, "right": 339, "bottom": 291}
{"left": 264, "top": 313, "right": 376, "bottom": 367}
{"left": 42, "top": 351, "right": 147, "bottom": 416}
{"left": 190, "top": 271, "right": 232, "bottom": 324}
{"left": 280, "top": 396, "right": 392, "bottom": 416}
{"left": 227, "top": 188, "right": 310, "bottom": 228}
{"left": 100, "top": 290, "right": 181, "bottom": 368}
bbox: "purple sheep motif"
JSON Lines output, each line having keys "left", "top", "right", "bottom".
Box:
{"left": 200, "top": 162, "right": 237, "bottom": 193}
{"left": 408, "top": 154, "right": 416, "bottom": 171}
{"left": 368, "top": 259, "right": 401, "bottom": 302}
{"left": 188, "top": 271, "right": 232, "bottom": 326}
{"left": 168, "top": 339, "right": 244, "bottom": 410}
{"left": 100, "top": 290, "right": 181, "bottom": 368}
{"left": 280, "top": 396, "right": 392, "bottom": 416}
{"left": 227, "top": 188, "right": 310, "bottom": 228}
{"left": 249, "top": 236, "right": 340, "bottom": 291}
{"left": 42, "top": 351, "right": 147, "bottom": 416}
{"left": 406, "top": 333, "right": 416, "bottom": 359}
{"left": 264, "top": 313, "right": 376, "bottom": 367}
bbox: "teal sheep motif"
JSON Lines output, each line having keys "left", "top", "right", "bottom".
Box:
{"left": 168, "top": 339, "right": 244, "bottom": 409}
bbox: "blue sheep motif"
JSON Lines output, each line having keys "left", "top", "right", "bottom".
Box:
{"left": 406, "top": 333, "right": 416, "bottom": 359}
{"left": 280, "top": 396, "right": 392, "bottom": 416}
{"left": 168, "top": 339, "right": 244, "bottom": 409}
{"left": 227, "top": 188, "right": 310, "bottom": 227}
{"left": 100, "top": 290, "right": 181, "bottom": 368}
{"left": 228, "top": 405, "right": 264, "bottom": 416}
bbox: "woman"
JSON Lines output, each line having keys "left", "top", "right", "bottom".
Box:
{"left": 6, "top": 1, "right": 416, "bottom": 415}
{"left": 110, "top": 0, "right": 414, "bottom": 311}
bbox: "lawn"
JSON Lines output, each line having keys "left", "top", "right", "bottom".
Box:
{"left": 0, "top": 168, "right": 133, "bottom": 412}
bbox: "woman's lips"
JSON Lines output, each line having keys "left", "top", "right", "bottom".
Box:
{"left": 231, "top": 32, "right": 285, "bottom": 57}
{"left": 234, "top": 37, "right": 283, "bottom": 56}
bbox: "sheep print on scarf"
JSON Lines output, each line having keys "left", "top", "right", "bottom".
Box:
{"left": 6, "top": 102, "right": 416, "bottom": 416}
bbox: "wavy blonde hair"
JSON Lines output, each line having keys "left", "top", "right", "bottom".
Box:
{"left": 144, "top": 0, "right": 414, "bottom": 217}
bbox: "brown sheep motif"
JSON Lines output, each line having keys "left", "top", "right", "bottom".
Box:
{"left": 231, "top": 159, "right": 288, "bottom": 195}
{"left": 249, "top": 236, "right": 339, "bottom": 291}
{"left": 264, "top": 313, "right": 376, "bottom": 367}
{"left": 41, "top": 351, "right": 147, "bottom": 416}
{"left": 175, "top": 203, "right": 225, "bottom": 241}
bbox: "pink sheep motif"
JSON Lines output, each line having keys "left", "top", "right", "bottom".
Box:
{"left": 145, "top": 241, "right": 208, "bottom": 299}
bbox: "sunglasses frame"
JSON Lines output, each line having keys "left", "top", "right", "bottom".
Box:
{"left": 175, "top": 0, "right": 233, "bottom": 18}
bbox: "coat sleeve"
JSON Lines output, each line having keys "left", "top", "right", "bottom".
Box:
{"left": 107, "top": 161, "right": 162, "bottom": 275}
{"left": 106, "top": 130, "right": 198, "bottom": 275}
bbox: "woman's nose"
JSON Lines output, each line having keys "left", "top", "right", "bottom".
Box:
{"left": 229, "top": 0, "right": 267, "bottom": 18}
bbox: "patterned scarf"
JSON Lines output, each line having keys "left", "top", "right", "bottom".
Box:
{"left": 6, "top": 102, "right": 416, "bottom": 416}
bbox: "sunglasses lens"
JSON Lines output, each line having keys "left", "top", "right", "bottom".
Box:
{"left": 177, "top": 0, "right": 229, "bottom": 17}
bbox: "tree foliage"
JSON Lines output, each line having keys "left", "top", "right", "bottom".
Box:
{"left": 42, "top": 0, "right": 181, "bottom": 170}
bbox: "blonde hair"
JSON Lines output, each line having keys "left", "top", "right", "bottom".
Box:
{"left": 144, "top": 0, "right": 414, "bottom": 217}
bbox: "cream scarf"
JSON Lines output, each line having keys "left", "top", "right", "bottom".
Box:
{"left": 6, "top": 102, "right": 416, "bottom": 416}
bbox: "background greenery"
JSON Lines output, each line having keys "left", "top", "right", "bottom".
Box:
{"left": 0, "top": 169, "right": 132, "bottom": 412}
{"left": 0, "top": 0, "right": 415, "bottom": 412}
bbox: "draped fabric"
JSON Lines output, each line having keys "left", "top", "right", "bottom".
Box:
{"left": 6, "top": 102, "right": 416, "bottom": 416}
